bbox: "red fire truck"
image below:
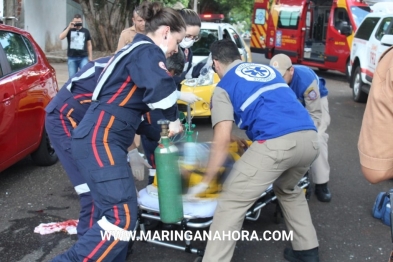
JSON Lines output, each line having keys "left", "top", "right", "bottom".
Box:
{"left": 251, "top": 0, "right": 370, "bottom": 76}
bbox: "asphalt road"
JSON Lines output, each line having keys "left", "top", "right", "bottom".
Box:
{"left": 1, "top": 52, "right": 393, "bottom": 262}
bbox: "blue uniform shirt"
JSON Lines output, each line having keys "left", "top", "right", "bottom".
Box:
{"left": 290, "top": 65, "right": 328, "bottom": 104}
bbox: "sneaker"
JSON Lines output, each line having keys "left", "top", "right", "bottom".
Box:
{"left": 284, "top": 247, "right": 319, "bottom": 262}
{"left": 314, "top": 183, "right": 331, "bottom": 202}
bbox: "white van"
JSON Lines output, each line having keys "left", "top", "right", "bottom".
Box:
{"left": 349, "top": 2, "right": 393, "bottom": 102}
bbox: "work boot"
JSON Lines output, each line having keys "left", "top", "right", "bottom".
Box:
{"left": 315, "top": 182, "right": 331, "bottom": 202}
{"left": 284, "top": 247, "right": 319, "bottom": 262}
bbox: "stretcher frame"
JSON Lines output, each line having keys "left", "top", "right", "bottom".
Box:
{"left": 135, "top": 175, "right": 310, "bottom": 256}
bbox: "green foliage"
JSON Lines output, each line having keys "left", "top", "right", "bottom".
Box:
{"left": 184, "top": 0, "right": 254, "bottom": 32}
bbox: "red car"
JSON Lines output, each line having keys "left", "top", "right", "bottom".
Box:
{"left": 0, "top": 24, "right": 58, "bottom": 172}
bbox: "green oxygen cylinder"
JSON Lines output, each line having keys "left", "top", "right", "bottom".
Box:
{"left": 154, "top": 119, "right": 184, "bottom": 223}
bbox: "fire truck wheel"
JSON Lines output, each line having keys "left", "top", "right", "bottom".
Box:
{"left": 351, "top": 66, "right": 368, "bottom": 103}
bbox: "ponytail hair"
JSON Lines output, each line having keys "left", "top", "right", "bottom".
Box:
{"left": 177, "top": 9, "right": 201, "bottom": 27}
{"left": 139, "top": 1, "right": 186, "bottom": 34}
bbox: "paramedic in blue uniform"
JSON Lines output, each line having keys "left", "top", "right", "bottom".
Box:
{"left": 140, "top": 8, "right": 202, "bottom": 184}
{"left": 270, "top": 54, "right": 331, "bottom": 202}
{"left": 187, "top": 40, "right": 320, "bottom": 262}
{"left": 51, "top": 2, "right": 186, "bottom": 261}
{"left": 45, "top": 56, "right": 110, "bottom": 238}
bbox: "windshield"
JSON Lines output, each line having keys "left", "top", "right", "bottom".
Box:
{"left": 350, "top": 6, "right": 371, "bottom": 28}
{"left": 191, "top": 29, "right": 218, "bottom": 56}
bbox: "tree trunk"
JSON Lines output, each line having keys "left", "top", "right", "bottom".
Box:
{"left": 79, "top": 0, "right": 139, "bottom": 52}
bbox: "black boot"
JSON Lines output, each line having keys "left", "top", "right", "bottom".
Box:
{"left": 284, "top": 247, "right": 319, "bottom": 262}
{"left": 315, "top": 182, "right": 331, "bottom": 202}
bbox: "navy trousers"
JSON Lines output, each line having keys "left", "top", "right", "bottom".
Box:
{"left": 45, "top": 108, "right": 94, "bottom": 238}
{"left": 52, "top": 102, "right": 139, "bottom": 261}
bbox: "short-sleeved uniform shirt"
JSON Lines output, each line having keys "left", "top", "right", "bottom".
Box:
{"left": 358, "top": 46, "right": 393, "bottom": 171}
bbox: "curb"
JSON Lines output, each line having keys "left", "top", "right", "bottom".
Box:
{"left": 46, "top": 55, "right": 67, "bottom": 63}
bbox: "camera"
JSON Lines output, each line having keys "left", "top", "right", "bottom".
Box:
{"left": 74, "top": 22, "right": 83, "bottom": 27}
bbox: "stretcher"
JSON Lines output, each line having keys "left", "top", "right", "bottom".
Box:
{"left": 135, "top": 175, "right": 310, "bottom": 256}
{"left": 133, "top": 108, "right": 310, "bottom": 256}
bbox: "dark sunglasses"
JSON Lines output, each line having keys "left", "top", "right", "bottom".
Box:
{"left": 212, "top": 61, "right": 216, "bottom": 73}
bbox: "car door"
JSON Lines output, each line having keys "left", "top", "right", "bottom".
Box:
{"left": 374, "top": 17, "right": 393, "bottom": 71}
{"left": 0, "top": 30, "right": 42, "bottom": 154}
{"left": 0, "top": 43, "right": 18, "bottom": 167}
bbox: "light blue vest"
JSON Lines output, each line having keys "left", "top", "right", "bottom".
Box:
{"left": 218, "top": 63, "right": 316, "bottom": 141}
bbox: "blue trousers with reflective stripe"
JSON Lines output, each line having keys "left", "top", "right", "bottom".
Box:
{"left": 52, "top": 105, "right": 139, "bottom": 262}
{"left": 45, "top": 109, "right": 94, "bottom": 238}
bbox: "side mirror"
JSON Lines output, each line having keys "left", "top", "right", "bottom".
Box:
{"left": 338, "top": 21, "right": 352, "bottom": 36}
{"left": 381, "top": 34, "right": 393, "bottom": 46}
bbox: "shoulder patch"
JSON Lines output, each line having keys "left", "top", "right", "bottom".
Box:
{"left": 307, "top": 90, "right": 318, "bottom": 100}
{"left": 235, "top": 63, "right": 276, "bottom": 82}
{"left": 159, "top": 61, "right": 168, "bottom": 71}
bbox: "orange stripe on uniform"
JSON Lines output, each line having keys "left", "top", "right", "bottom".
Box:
{"left": 123, "top": 204, "right": 130, "bottom": 230}
{"left": 92, "top": 111, "right": 105, "bottom": 167}
{"left": 96, "top": 205, "right": 123, "bottom": 261}
{"left": 107, "top": 76, "right": 131, "bottom": 104}
{"left": 97, "top": 240, "right": 120, "bottom": 262}
{"left": 119, "top": 84, "right": 137, "bottom": 106}
{"left": 146, "top": 112, "right": 151, "bottom": 124}
{"left": 103, "top": 115, "right": 116, "bottom": 165}
{"left": 66, "top": 108, "right": 77, "bottom": 128}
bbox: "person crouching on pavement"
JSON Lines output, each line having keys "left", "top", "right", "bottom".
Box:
{"left": 270, "top": 54, "right": 332, "bottom": 203}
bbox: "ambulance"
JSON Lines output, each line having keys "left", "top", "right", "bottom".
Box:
{"left": 250, "top": 0, "right": 370, "bottom": 76}
{"left": 349, "top": 2, "right": 393, "bottom": 102}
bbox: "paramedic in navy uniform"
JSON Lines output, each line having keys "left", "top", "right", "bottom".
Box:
{"left": 51, "top": 2, "right": 186, "bottom": 261}
{"left": 188, "top": 40, "right": 321, "bottom": 262}
{"left": 45, "top": 56, "right": 110, "bottom": 239}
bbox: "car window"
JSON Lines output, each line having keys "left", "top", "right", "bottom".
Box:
{"left": 334, "top": 8, "right": 350, "bottom": 29}
{"left": 254, "top": 8, "right": 266, "bottom": 25}
{"left": 191, "top": 29, "right": 218, "bottom": 56}
{"left": 350, "top": 6, "right": 371, "bottom": 28}
{"left": 375, "top": 17, "right": 393, "bottom": 40}
{"left": 22, "top": 36, "right": 37, "bottom": 63}
{"left": 228, "top": 28, "right": 243, "bottom": 49}
{"left": 278, "top": 8, "right": 301, "bottom": 29}
{"left": 0, "top": 31, "right": 35, "bottom": 73}
{"left": 355, "top": 17, "right": 380, "bottom": 40}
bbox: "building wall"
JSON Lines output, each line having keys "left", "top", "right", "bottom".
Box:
{"left": 24, "top": 0, "right": 67, "bottom": 51}
{"left": 0, "top": 0, "right": 3, "bottom": 19}
{"left": 23, "top": 0, "right": 83, "bottom": 52}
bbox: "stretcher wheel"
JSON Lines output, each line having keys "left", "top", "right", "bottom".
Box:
{"left": 193, "top": 256, "right": 203, "bottom": 262}
{"left": 305, "top": 187, "right": 312, "bottom": 201}
{"left": 144, "top": 218, "right": 160, "bottom": 230}
{"left": 273, "top": 201, "right": 283, "bottom": 224}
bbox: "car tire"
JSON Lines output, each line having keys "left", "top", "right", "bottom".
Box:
{"left": 31, "top": 128, "right": 58, "bottom": 166}
{"left": 351, "top": 66, "right": 368, "bottom": 103}
{"left": 346, "top": 59, "right": 351, "bottom": 82}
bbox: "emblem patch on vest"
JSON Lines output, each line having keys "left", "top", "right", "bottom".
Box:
{"left": 235, "top": 63, "right": 276, "bottom": 82}
{"left": 307, "top": 90, "right": 317, "bottom": 100}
